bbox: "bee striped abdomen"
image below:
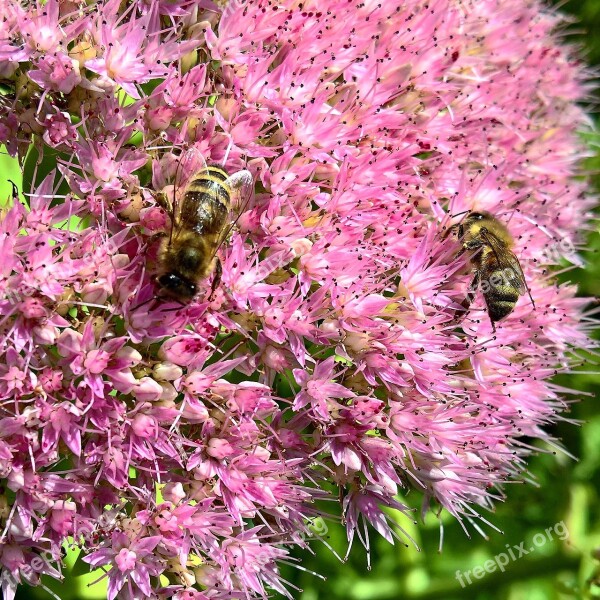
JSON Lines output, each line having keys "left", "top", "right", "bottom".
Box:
{"left": 484, "top": 265, "right": 519, "bottom": 322}
{"left": 485, "top": 292, "right": 518, "bottom": 321}
{"left": 187, "top": 166, "right": 231, "bottom": 203}
{"left": 180, "top": 166, "right": 232, "bottom": 235}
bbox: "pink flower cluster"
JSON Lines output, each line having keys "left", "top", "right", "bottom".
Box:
{"left": 0, "top": 0, "right": 594, "bottom": 598}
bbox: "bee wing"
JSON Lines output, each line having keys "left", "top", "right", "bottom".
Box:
{"left": 210, "top": 169, "right": 254, "bottom": 258}
{"left": 173, "top": 148, "right": 208, "bottom": 224}
{"left": 154, "top": 148, "right": 209, "bottom": 245}
{"left": 225, "top": 169, "right": 254, "bottom": 211}
{"left": 479, "top": 230, "right": 527, "bottom": 295}
{"left": 176, "top": 147, "right": 208, "bottom": 191}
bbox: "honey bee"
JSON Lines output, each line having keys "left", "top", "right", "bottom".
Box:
{"left": 451, "top": 211, "right": 534, "bottom": 328}
{"left": 155, "top": 164, "right": 253, "bottom": 302}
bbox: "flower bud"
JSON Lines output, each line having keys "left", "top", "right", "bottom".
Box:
{"left": 153, "top": 362, "right": 183, "bottom": 381}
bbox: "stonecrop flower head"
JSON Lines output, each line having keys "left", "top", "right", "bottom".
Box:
{"left": 0, "top": 0, "right": 595, "bottom": 598}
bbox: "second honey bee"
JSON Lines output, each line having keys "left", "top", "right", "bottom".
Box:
{"left": 451, "top": 211, "right": 534, "bottom": 328}
{"left": 156, "top": 164, "right": 253, "bottom": 303}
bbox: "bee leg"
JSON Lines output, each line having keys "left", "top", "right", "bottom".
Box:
{"left": 154, "top": 190, "right": 177, "bottom": 225}
{"left": 148, "top": 230, "right": 167, "bottom": 243}
{"left": 154, "top": 190, "right": 171, "bottom": 212}
{"left": 144, "top": 231, "right": 168, "bottom": 256}
{"left": 455, "top": 246, "right": 467, "bottom": 260}
{"left": 463, "top": 239, "right": 483, "bottom": 251}
{"left": 131, "top": 294, "right": 159, "bottom": 312}
{"left": 443, "top": 220, "right": 465, "bottom": 240}
{"left": 208, "top": 258, "right": 222, "bottom": 301}
{"left": 455, "top": 238, "right": 482, "bottom": 260}
{"left": 453, "top": 271, "right": 480, "bottom": 323}
{"left": 463, "top": 272, "right": 480, "bottom": 309}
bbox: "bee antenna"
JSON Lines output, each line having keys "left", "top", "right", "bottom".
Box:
{"left": 131, "top": 294, "right": 158, "bottom": 313}
{"left": 439, "top": 208, "right": 470, "bottom": 240}
{"left": 448, "top": 209, "right": 470, "bottom": 219}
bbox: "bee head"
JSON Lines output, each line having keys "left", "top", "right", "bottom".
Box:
{"left": 467, "top": 211, "right": 487, "bottom": 220}
{"left": 157, "top": 273, "right": 197, "bottom": 302}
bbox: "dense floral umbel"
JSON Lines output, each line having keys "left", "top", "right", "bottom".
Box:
{"left": 0, "top": 0, "right": 594, "bottom": 598}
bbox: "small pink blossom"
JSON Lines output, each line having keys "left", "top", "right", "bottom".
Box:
{"left": 84, "top": 532, "right": 163, "bottom": 600}
{"left": 29, "top": 53, "right": 81, "bottom": 93}
{"left": 293, "top": 356, "right": 356, "bottom": 421}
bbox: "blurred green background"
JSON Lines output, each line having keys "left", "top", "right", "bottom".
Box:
{"left": 5, "top": 1, "right": 600, "bottom": 599}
